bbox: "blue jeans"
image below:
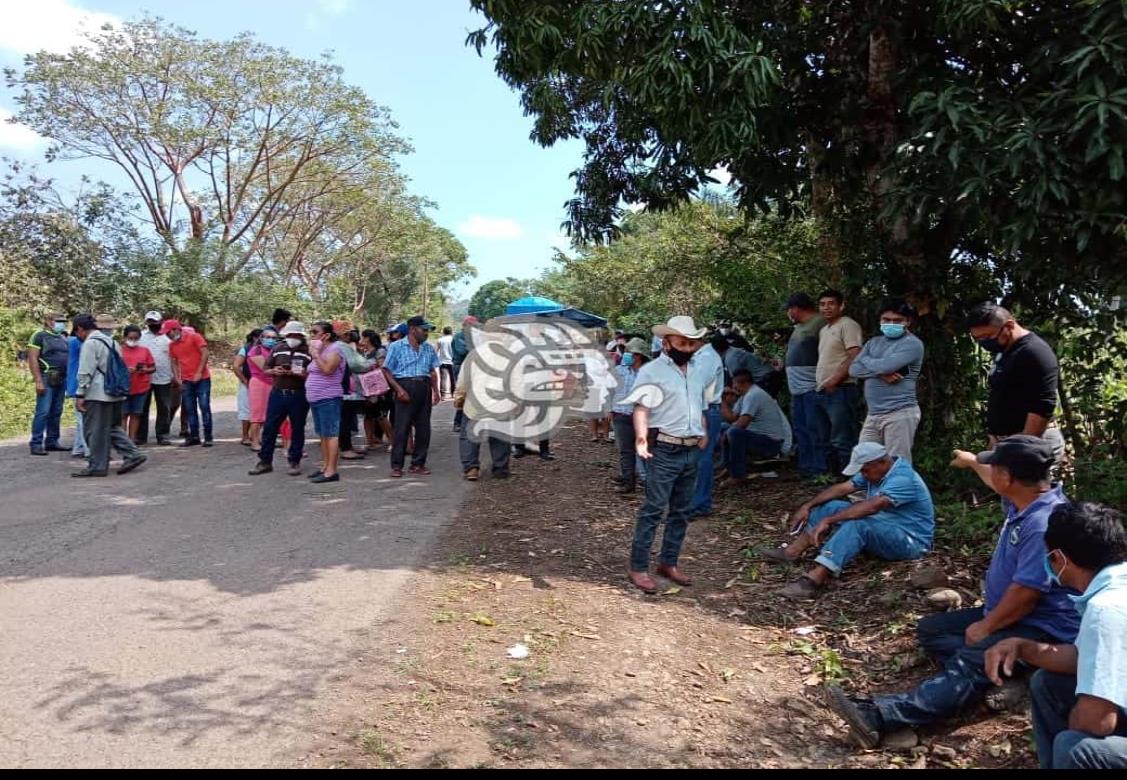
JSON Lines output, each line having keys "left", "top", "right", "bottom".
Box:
{"left": 726, "top": 427, "right": 783, "bottom": 479}
{"left": 631, "top": 441, "right": 699, "bottom": 572}
{"left": 804, "top": 500, "right": 929, "bottom": 575}
{"left": 790, "top": 391, "right": 825, "bottom": 476}
{"left": 690, "top": 404, "right": 723, "bottom": 513}
{"left": 30, "top": 382, "right": 66, "bottom": 449}
{"left": 813, "top": 384, "right": 860, "bottom": 474}
{"left": 1030, "top": 670, "right": 1127, "bottom": 769}
{"left": 71, "top": 407, "right": 88, "bottom": 455}
{"left": 258, "top": 389, "right": 309, "bottom": 467}
{"left": 874, "top": 607, "right": 1053, "bottom": 729}
{"left": 181, "top": 378, "right": 213, "bottom": 441}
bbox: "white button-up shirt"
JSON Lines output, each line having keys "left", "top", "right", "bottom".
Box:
{"left": 633, "top": 353, "right": 713, "bottom": 437}
{"left": 692, "top": 343, "right": 725, "bottom": 405}
{"left": 139, "top": 330, "right": 173, "bottom": 385}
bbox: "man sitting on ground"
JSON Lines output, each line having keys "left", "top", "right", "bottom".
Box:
{"left": 719, "top": 369, "right": 792, "bottom": 487}
{"left": 768, "top": 442, "right": 934, "bottom": 601}
{"left": 985, "top": 501, "right": 1127, "bottom": 769}
{"left": 823, "top": 436, "right": 1080, "bottom": 748}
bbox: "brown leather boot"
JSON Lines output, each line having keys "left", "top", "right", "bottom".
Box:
{"left": 628, "top": 570, "right": 658, "bottom": 594}
{"left": 656, "top": 565, "right": 693, "bottom": 586}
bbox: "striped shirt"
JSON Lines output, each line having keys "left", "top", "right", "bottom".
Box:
{"left": 382, "top": 337, "right": 440, "bottom": 379}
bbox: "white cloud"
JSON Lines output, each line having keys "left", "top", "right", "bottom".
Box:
{"left": 458, "top": 215, "right": 523, "bottom": 241}
{"left": 0, "top": 107, "right": 46, "bottom": 151}
{"left": 0, "top": 0, "right": 118, "bottom": 57}
{"left": 305, "top": 0, "right": 353, "bottom": 31}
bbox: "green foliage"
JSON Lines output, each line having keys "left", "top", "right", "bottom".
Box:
{"left": 468, "top": 278, "right": 531, "bottom": 321}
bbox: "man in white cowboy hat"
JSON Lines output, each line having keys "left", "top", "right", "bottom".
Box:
{"left": 628, "top": 315, "right": 716, "bottom": 593}
{"left": 72, "top": 313, "right": 147, "bottom": 477}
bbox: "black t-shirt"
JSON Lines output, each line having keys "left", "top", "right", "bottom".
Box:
{"left": 30, "top": 330, "right": 69, "bottom": 372}
{"left": 987, "top": 332, "right": 1059, "bottom": 436}
{"left": 266, "top": 343, "right": 312, "bottom": 391}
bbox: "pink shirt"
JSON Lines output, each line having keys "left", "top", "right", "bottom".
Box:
{"left": 247, "top": 344, "right": 273, "bottom": 384}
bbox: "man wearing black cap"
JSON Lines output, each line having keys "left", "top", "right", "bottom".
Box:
{"left": 823, "top": 435, "right": 1080, "bottom": 749}
{"left": 785, "top": 293, "right": 825, "bottom": 477}
{"left": 381, "top": 315, "right": 442, "bottom": 478}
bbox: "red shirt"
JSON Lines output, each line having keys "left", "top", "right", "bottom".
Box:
{"left": 169, "top": 331, "right": 211, "bottom": 381}
{"left": 122, "top": 344, "right": 155, "bottom": 396}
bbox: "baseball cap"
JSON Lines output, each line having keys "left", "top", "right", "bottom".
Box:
{"left": 462, "top": 315, "right": 479, "bottom": 326}
{"left": 976, "top": 435, "right": 1056, "bottom": 482}
{"left": 842, "top": 442, "right": 889, "bottom": 476}
{"left": 406, "top": 315, "right": 435, "bottom": 331}
{"left": 144, "top": 310, "right": 162, "bottom": 322}
{"left": 159, "top": 319, "right": 183, "bottom": 335}
{"left": 786, "top": 293, "right": 814, "bottom": 310}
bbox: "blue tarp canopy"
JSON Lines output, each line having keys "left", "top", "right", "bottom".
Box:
{"left": 494, "top": 304, "right": 608, "bottom": 329}
{"left": 505, "top": 296, "right": 563, "bottom": 316}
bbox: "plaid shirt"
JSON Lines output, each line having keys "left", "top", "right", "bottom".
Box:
{"left": 382, "top": 337, "right": 440, "bottom": 379}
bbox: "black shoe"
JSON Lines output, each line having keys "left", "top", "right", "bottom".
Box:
{"left": 308, "top": 470, "right": 324, "bottom": 480}
{"left": 539, "top": 452, "right": 556, "bottom": 461}
{"left": 202, "top": 440, "right": 214, "bottom": 448}
{"left": 310, "top": 473, "right": 340, "bottom": 484}
{"left": 72, "top": 468, "right": 109, "bottom": 478}
{"left": 513, "top": 448, "right": 528, "bottom": 459}
{"left": 248, "top": 462, "right": 273, "bottom": 476}
{"left": 117, "top": 455, "right": 148, "bottom": 475}
{"left": 615, "top": 483, "right": 635, "bottom": 495}
{"left": 180, "top": 438, "right": 201, "bottom": 447}
{"left": 823, "top": 685, "right": 883, "bottom": 749}
{"left": 30, "top": 448, "right": 48, "bottom": 457}
{"left": 157, "top": 438, "right": 172, "bottom": 446}
{"left": 45, "top": 444, "right": 69, "bottom": 452}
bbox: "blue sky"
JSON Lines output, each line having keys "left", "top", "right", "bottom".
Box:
{"left": 0, "top": 0, "right": 588, "bottom": 299}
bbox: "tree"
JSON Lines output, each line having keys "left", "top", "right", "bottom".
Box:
{"left": 7, "top": 18, "right": 411, "bottom": 282}
{"left": 468, "top": 278, "right": 530, "bottom": 320}
{"left": 468, "top": 0, "right": 1127, "bottom": 314}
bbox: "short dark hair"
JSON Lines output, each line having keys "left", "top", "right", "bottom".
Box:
{"left": 124, "top": 324, "right": 142, "bottom": 338}
{"left": 966, "top": 301, "right": 1013, "bottom": 328}
{"left": 786, "top": 293, "right": 815, "bottom": 310}
{"left": 272, "top": 308, "right": 292, "bottom": 326}
{"left": 312, "top": 321, "right": 339, "bottom": 342}
{"left": 1045, "top": 502, "right": 1127, "bottom": 572}
{"left": 732, "top": 369, "right": 754, "bottom": 384}
{"left": 361, "top": 328, "right": 382, "bottom": 349}
{"left": 818, "top": 288, "right": 845, "bottom": 304}
{"left": 73, "top": 313, "right": 96, "bottom": 332}
{"left": 879, "top": 298, "right": 917, "bottom": 320}
{"left": 443, "top": 326, "right": 453, "bottom": 335}
{"left": 710, "top": 334, "right": 730, "bottom": 352}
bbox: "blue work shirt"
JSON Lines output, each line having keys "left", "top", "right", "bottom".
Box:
{"left": 850, "top": 456, "right": 935, "bottom": 548}
{"left": 984, "top": 486, "right": 1080, "bottom": 642}
{"left": 65, "top": 335, "right": 83, "bottom": 397}
{"left": 382, "top": 337, "right": 440, "bottom": 379}
{"left": 1074, "top": 561, "right": 1127, "bottom": 710}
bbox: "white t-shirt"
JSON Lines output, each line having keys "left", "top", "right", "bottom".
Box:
{"left": 436, "top": 335, "right": 454, "bottom": 365}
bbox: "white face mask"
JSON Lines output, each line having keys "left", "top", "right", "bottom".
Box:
{"left": 286, "top": 337, "right": 302, "bottom": 349}
{"left": 125, "top": 339, "right": 139, "bottom": 348}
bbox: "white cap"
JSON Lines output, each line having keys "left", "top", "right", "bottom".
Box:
{"left": 842, "top": 442, "right": 889, "bottom": 476}
{"left": 652, "top": 315, "right": 708, "bottom": 340}
{"left": 144, "top": 310, "right": 162, "bottom": 322}
{"left": 280, "top": 320, "right": 308, "bottom": 338}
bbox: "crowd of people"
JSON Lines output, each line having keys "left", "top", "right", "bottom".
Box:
{"left": 22, "top": 294, "right": 1124, "bottom": 768}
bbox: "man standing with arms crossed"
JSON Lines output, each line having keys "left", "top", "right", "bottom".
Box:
{"left": 382, "top": 315, "right": 442, "bottom": 478}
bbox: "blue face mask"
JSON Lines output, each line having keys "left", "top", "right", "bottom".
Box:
{"left": 881, "top": 323, "right": 907, "bottom": 339}
{"left": 262, "top": 338, "right": 277, "bottom": 349}
{"left": 621, "top": 353, "right": 635, "bottom": 367}
{"left": 52, "top": 321, "right": 68, "bottom": 334}
{"left": 1043, "top": 551, "right": 1066, "bottom": 588}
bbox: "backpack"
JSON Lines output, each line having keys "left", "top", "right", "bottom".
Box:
{"left": 95, "top": 335, "right": 132, "bottom": 397}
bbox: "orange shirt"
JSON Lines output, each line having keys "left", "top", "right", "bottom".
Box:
{"left": 169, "top": 331, "right": 211, "bottom": 381}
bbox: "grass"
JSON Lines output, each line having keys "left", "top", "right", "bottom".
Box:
{"left": 352, "top": 730, "right": 397, "bottom": 767}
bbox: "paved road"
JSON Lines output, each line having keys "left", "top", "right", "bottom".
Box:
{"left": 0, "top": 398, "right": 464, "bottom": 767}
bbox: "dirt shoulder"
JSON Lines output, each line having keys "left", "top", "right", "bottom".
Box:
{"left": 313, "top": 422, "right": 1036, "bottom": 769}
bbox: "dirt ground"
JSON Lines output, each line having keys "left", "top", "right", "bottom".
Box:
{"left": 314, "top": 422, "right": 1038, "bottom": 769}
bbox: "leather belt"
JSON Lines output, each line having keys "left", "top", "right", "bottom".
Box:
{"left": 656, "top": 432, "right": 701, "bottom": 447}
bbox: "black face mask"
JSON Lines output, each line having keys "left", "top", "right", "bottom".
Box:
{"left": 148, "top": 323, "right": 161, "bottom": 334}
{"left": 668, "top": 347, "right": 694, "bottom": 366}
